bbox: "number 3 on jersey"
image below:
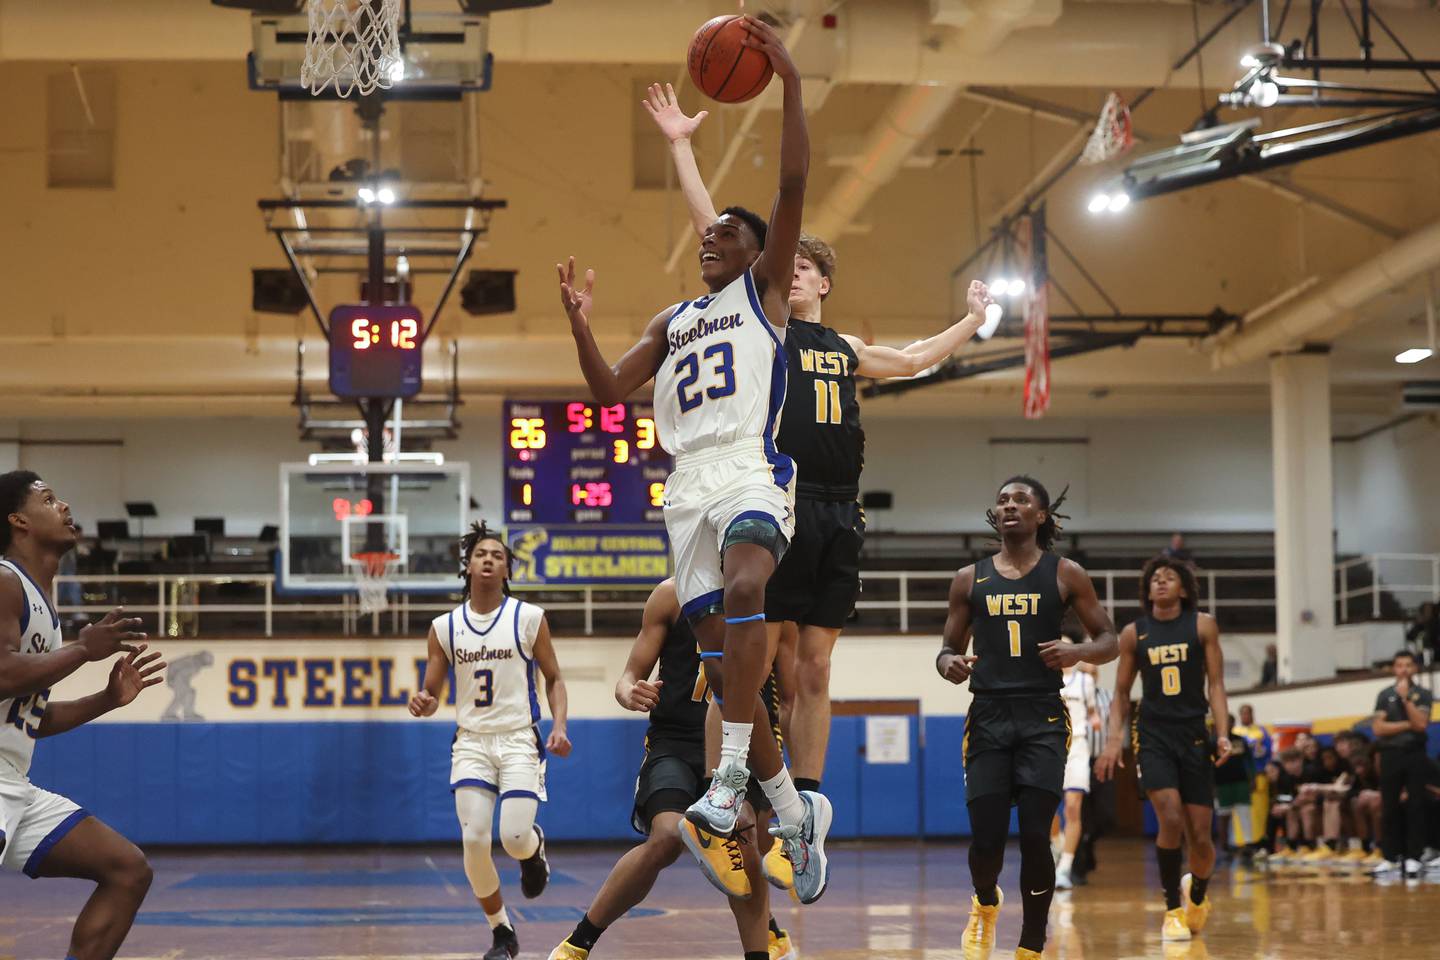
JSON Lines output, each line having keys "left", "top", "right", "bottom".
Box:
{"left": 676, "top": 342, "right": 735, "bottom": 413}
{"left": 473, "top": 669, "right": 494, "bottom": 708}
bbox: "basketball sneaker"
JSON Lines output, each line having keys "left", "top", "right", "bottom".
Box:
{"left": 679, "top": 817, "right": 751, "bottom": 899}
{"left": 1403, "top": 857, "right": 1424, "bottom": 877}
{"left": 767, "top": 926, "right": 795, "bottom": 960}
{"left": 763, "top": 840, "right": 795, "bottom": 892}
{"left": 484, "top": 924, "right": 520, "bottom": 960}
{"left": 1055, "top": 865, "right": 1074, "bottom": 890}
{"left": 770, "top": 791, "right": 832, "bottom": 905}
{"left": 962, "top": 888, "right": 1003, "bottom": 949}
{"left": 547, "top": 942, "right": 589, "bottom": 960}
{"left": 520, "top": 824, "right": 550, "bottom": 899}
{"left": 1298, "top": 842, "right": 1334, "bottom": 866}
{"left": 1179, "top": 874, "right": 1211, "bottom": 934}
{"left": 1015, "top": 950, "right": 1042, "bottom": 960}
{"left": 686, "top": 760, "right": 750, "bottom": 837}
{"left": 1161, "top": 907, "right": 1192, "bottom": 941}
{"left": 1369, "top": 857, "right": 1402, "bottom": 877}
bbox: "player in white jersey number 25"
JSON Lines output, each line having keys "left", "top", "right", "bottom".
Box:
{"left": 410, "top": 521, "right": 571, "bottom": 960}
{"left": 0, "top": 470, "right": 166, "bottom": 960}
{"left": 558, "top": 17, "right": 833, "bottom": 908}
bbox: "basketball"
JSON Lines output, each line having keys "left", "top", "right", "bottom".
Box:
{"left": 687, "top": 15, "right": 773, "bottom": 104}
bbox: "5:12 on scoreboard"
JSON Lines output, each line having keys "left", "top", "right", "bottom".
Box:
{"left": 503, "top": 400, "right": 672, "bottom": 524}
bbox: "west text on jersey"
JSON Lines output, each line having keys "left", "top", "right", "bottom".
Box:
{"left": 1146, "top": 642, "right": 1191, "bottom": 665}
{"left": 985, "top": 593, "right": 1044, "bottom": 617}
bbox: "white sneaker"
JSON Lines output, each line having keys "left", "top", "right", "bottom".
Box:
{"left": 1369, "top": 858, "right": 1402, "bottom": 877}
{"left": 1055, "top": 866, "right": 1073, "bottom": 890}
{"left": 1405, "top": 858, "right": 1424, "bottom": 877}
{"left": 685, "top": 760, "right": 750, "bottom": 837}
{"left": 771, "top": 790, "right": 832, "bottom": 905}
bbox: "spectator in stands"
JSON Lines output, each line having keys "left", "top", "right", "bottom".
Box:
{"left": 1260, "top": 644, "right": 1279, "bottom": 687}
{"left": 1405, "top": 601, "right": 1439, "bottom": 664}
{"left": 1265, "top": 748, "right": 1305, "bottom": 861}
{"left": 1294, "top": 742, "right": 1358, "bottom": 863}
{"left": 1213, "top": 713, "right": 1255, "bottom": 861}
{"left": 1234, "top": 704, "right": 1272, "bottom": 764}
{"left": 1370, "top": 650, "right": 1434, "bottom": 877}
{"left": 1351, "top": 742, "right": 1384, "bottom": 866}
{"left": 1232, "top": 704, "right": 1272, "bottom": 857}
{"left": 1161, "top": 532, "right": 1192, "bottom": 565}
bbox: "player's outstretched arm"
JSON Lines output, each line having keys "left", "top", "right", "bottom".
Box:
{"left": 1199, "top": 614, "right": 1232, "bottom": 761}
{"left": 558, "top": 257, "right": 674, "bottom": 406}
{"left": 643, "top": 83, "right": 717, "bottom": 239}
{"left": 37, "top": 644, "right": 166, "bottom": 738}
{"left": 845, "top": 281, "right": 994, "bottom": 379}
{"left": 743, "top": 16, "right": 807, "bottom": 318}
{"left": 936, "top": 566, "right": 978, "bottom": 685}
{"left": 1094, "top": 623, "right": 1138, "bottom": 781}
{"left": 0, "top": 577, "right": 144, "bottom": 700}
{"left": 616, "top": 579, "right": 679, "bottom": 712}
{"left": 1045, "top": 558, "right": 1119, "bottom": 668}
{"left": 408, "top": 626, "right": 448, "bottom": 718}
{"left": 533, "top": 616, "right": 572, "bottom": 756}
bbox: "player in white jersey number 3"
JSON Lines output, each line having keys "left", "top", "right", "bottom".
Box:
{"left": 558, "top": 17, "right": 832, "bottom": 905}
{"left": 0, "top": 471, "right": 166, "bottom": 960}
{"left": 410, "top": 521, "right": 571, "bottom": 960}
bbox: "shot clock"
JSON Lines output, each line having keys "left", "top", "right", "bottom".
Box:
{"left": 328, "top": 304, "right": 425, "bottom": 399}
{"left": 503, "top": 400, "right": 672, "bottom": 524}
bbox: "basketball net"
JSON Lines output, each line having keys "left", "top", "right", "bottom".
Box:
{"left": 353, "top": 551, "right": 398, "bottom": 614}
{"left": 1018, "top": 208, "right": 1051, "bottom": 420}
{"left": 1078, "top": 91, "right": 1135, "bottom": 166}
{"left": 302, "top": 0, "right": 403, "bottom": 98}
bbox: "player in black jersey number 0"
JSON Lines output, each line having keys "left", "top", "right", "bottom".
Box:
{"left": 935, "top": 477, "right": 1118, "bottom": 960}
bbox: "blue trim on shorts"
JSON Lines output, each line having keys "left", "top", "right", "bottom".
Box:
{"left": 681, "top": 589, "right": 724, "bottom": 621}
{"left": 22, "top": 808, "right": 90, "bottom": 879}
{"left": 724, "top": 613, "right": 765, "bottom": 624}
{"left": 500, "top": 790, "right": 540, "bottom": 802}
{"left": 451, "top": 778, "right": 499, "bottom": 794}
{"left": 743, "top": 270, "right": 795, "bottom": 491}
{"left": 533, "top": 723, "right": 547, "bottom": 761}
{"left": 699, "top": 651, "right": 724, "bottom": 660}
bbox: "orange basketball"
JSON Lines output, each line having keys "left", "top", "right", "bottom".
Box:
{"left": 687, "top": 15, "right": 774, "bottom": 104}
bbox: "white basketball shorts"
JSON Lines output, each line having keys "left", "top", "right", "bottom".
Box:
{"left": 450, "top": 726, "right": 548, "bottom": 802}
{"left": 1063, "top": 737, "right": 1092, "bottom": 794}
{"left": 1, "top": 764, "right": 88, "bottom": 877}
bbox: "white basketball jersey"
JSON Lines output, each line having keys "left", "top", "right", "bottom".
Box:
{"left": 653, "top": 269, "right": 787, "bottom": 458}
{"left": 1061, "top": 668, "right": 1094, "bottom": 740}
{"left": 435, "top": 596, "right": 545, "bottom": 735}
{"left": 0, "top": 559, "right": 63, "bottom": 778}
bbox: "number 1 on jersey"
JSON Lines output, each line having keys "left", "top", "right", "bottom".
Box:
{"left": 1007, "top": 620, "right": 1022, "bottom": 657}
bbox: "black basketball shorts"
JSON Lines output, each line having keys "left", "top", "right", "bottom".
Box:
{"left": 963, "top": 693, "right": 1071, "bottom": 803}
{"left": 632, "top": 737, "right": 706, "bottom": 835}
{"left": 1134, "top": 715, "right": 1214, "bottom": 806}
{"left": 764, "top": 498, "right": 864, "bottom": 629}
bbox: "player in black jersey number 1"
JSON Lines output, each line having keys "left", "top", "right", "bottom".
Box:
{"left": 1095, "top": 556, "right": 1229, "bottom": 944}
{"left": 936, "top": 477, "right": 1118, "bottom": 960}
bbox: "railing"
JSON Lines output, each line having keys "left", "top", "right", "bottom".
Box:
{"left": 1335, "top": 553, "right": 1440, "bottom": 623}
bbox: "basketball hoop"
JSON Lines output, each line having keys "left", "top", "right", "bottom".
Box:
{"left": 352, "top": 551, "right": 399, "bottom": 614}
{"left": 1078, "top": 91, "right": 1135, "bottom": 166}
{"left": 301, "top": 0, "right": 403, "bottom": 98}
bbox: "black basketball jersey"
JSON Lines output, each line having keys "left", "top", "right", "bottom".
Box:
{"left": 646, "top": 616, "right": 708, "bottom": 744}
{"left": 1135, "top": 610, "right": 1209, "bottom": 722}
{"left": 776, "top": 320, "right": 865, "bottom": 499}
{"left": 967, "top": 552, "right": 1065, "bottom": 695}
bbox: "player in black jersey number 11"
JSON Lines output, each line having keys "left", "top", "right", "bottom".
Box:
{"left": 1094, "top": 556, "right": 1229, "bottom": 944}
{"left": 935, "top": 477, "right": 1117, "bottom": 960}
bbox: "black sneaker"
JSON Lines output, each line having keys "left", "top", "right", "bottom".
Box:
{"left": 483, "top": 924, "right": 519, "bottom": 960}
{"left": 520, "top": 824, "right": 550, "bottom": 899}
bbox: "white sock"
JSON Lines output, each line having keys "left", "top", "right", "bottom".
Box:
{"left": 760, "top": 767, "right": 806, "bottom": 829}
{"left": 720, "top": 720, "right": 753, "bottom": 770}
{"left": 486, "top": 906, "right": 510, "bottom": 930}
{"left": 1058, "top": 852, "right": 1074, "bottom": 874}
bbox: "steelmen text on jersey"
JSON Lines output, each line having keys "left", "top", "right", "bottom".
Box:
{"left": 1135, "top": 610, "right": 1208, "bottom": 721}
{"left": 967, "top": 552, "right": 1066, "bottom": 694}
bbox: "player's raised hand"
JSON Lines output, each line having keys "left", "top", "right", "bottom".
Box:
{"left": 409, "top": 690, "right": 439, "bottom": 718}
{"left": 739, "top": 15, "right": 798, "bottom": 80}
{"left": 642, "top": 83, "right": 707, "bottom": 144}
{"left": 965, "top": 279, "right": 996, "bottom": 318}
{"left": 546, "top": 728, "right": 572, "bottom": 757}
{"left": 76, "top": 607, "right": 146, "bottom": 661}
{"left": 937, "top": 652, "right": 978, "bottom": 685}
{"left": 1094, "top": 743, "right": 1124, "bottom": 782}
{"left": 106, "top": 644, "right": 166, "bottom": 708}
{"left": 557, "top": 257, "right": 595, "bottom": 333}
{"left": 618, "top": 678, "right": 663, "bottom": 712}
{"left": 1039, "top": 639, "right": 1082, "bottom": 670}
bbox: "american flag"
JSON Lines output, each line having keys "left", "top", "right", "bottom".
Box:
{"left": 1021, "top": 207, "right": 1051, "bottom": 419}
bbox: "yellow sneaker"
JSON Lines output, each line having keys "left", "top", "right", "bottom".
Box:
{"left": 679, "top": 818, "right": 751, "bottom": 900}
{"left": 1299, "top": 843, "right": 1334, "bottom": 865}
{"left": 1162, "top": 907, "right": 1192, "bottom": 941}
{"left": 764, "top": 842, "right": 795, "bottom": 891}
{"left": 1361, "top": 848, "right": 1384, "bottom": 866}
{"left": 768, "top": 926, "right": 795, "bottom": 960}
{"left": 1015, "top": 950, "right": 1042, "bottom": 960}
{"left": 1179, "top": 874, "right": 1211, "bottom": 934}
{"left": 547, "top": 941, "right": 589, "bottom": 960}
{"left": 962, "top": 889, "right": 1003, "bottom": 949}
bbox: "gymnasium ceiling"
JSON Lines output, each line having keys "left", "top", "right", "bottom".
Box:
{"left": 1, "top": 0, "right": 1438, "bottom": 424}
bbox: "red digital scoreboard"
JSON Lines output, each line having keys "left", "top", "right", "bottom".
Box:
{"left": 328, "top": 304, "right": 424, "bottom": 399}
{"left": 503, "top": 400, "right": 671, "bottom": 524}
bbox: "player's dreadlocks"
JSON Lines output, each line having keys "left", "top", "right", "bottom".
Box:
{"left": 1139, "top": 554, "right": 1201, "bottom": 615}
{"left": 459, "top": 520, "right": 513, "bottom": 600}
{"left": 986, "top": 475, "right": 1070, "bottom": 552}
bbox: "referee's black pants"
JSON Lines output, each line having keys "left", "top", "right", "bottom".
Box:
{"left": 1379, "top": 748, "right": 1430, "bottom": 862}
